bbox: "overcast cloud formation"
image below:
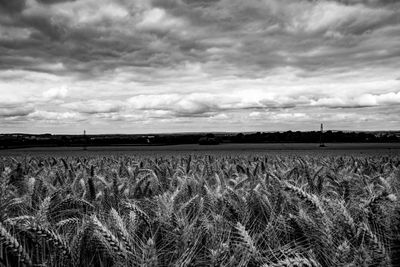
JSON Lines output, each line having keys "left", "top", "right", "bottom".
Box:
{"left": 1, "top": 0, "right": 400, "bottom": 133}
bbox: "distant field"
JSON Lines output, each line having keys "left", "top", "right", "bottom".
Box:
{"left": 1, "top": 142, "right": 400, "bottom": 156}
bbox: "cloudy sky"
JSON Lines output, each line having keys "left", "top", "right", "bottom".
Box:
{"left": 1, "top": 0, "right": 400, "bottom": 134}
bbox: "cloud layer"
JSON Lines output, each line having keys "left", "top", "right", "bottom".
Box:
{"left": 1, "top": 0, "right": 400, "bottom": 133}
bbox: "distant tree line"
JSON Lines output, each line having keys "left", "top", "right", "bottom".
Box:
{"left": 0, "top": 130, "right": 399, "bottom": 149}
{"left": 230, "top": 131, "right": 399, "bottom": 143}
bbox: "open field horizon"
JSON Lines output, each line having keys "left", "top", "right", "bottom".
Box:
{"left": 1, "top": 143, "right": 400, "bottom": 157}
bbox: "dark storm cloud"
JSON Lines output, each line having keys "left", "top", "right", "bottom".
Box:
{"left": 37, "top": 0, "right": 76, "bottom": 4}
{"left": 2, "top": 0, "right": 396, "bottom": 79}
{"left": 21, "top": 15, "right": 67, "bottom": 40}
{"left": 147, "top": 0, "right": 400, "bottom": 78}
{"left": 0, "top": 106, "right": 34, "bottom": 118}
{"left": 0, "top": 0, "right": 76, "bottom": 14}
{"left": 329, "top": 0, "right": 400, "bottom": 6}
{"left": 182, "top": 0, "right": 221, "bottom": 7}
{"left": 2, "top": 0, "right": 399, "bottom": 76}
{"left": 0, "top": 0, "right": 26, "bottom": 13}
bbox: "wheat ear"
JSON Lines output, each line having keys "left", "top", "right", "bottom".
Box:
{"left": 0, "top": 222, "right": 32, "bottom": 267}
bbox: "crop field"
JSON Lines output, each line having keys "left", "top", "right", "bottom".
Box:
{"left": 1, "top": 149, "right": 400, "bottom": 266}
{"left": 1, "top": 143, "right": 400, "bottom": 157}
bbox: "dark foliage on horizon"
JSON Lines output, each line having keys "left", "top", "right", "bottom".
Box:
{"left": 0, "top": 130, "right": 399, "bottom": 149}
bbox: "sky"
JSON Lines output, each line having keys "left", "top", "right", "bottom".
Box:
{"left": 1, "top": 0, "right": 400, "bottom": 134}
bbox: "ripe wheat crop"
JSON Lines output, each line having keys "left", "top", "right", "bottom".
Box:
{"left": 0, "top": 154, "right": 399, "bottom": 266}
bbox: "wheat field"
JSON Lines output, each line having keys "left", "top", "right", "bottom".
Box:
{"left": 1, "top": 154, "right": 399, "bottom": 267}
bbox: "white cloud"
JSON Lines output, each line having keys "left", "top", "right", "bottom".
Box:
{"left": 293, "top": 1, "right": 392, "bottom": 34}
{"left": 249, "top": 112, "right": 261, "bottom": 118}
{"left": 42, "top": 86, "right": 68, "bottom": 100}
{"left": 62, "top": 100, "right": 123, "bottom": 114}
{"left": 28, "top": 110, "right": 82, "bottom": 121}
{"left": 311, "top": 91, "right": 400, "bottom": 108}
{"left": 137, "top": 7, "right": 185, "bottom": 31}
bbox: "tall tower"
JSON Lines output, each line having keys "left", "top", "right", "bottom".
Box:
{"left": 83, "top": 130, "right": 87, "bottom": 150}
{"left": 319, "top": 123, "right": 325, "bottom": 147}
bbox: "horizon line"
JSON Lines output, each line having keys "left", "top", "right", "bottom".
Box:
{"left": 1, "top": 129, "right": 399, "bottom": 136}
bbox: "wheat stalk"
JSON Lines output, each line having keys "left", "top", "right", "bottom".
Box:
{"left": 0, "top": 222, "right": 32, "bottom": 267}
{"left": 25, "top": 223, "right": 71, "bottom": 258}
{"left": 264, "top": 256, "right": 321, "bottom": 267}
{"left": 91, "top": 216, "right": 126, "bottom": 258}
{"left": 282, "top": 181, "right": 325, "bottom": 216}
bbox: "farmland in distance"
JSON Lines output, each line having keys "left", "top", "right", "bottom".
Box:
{"left": 1, "top": 142, "right": 400, "bottom": 157}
